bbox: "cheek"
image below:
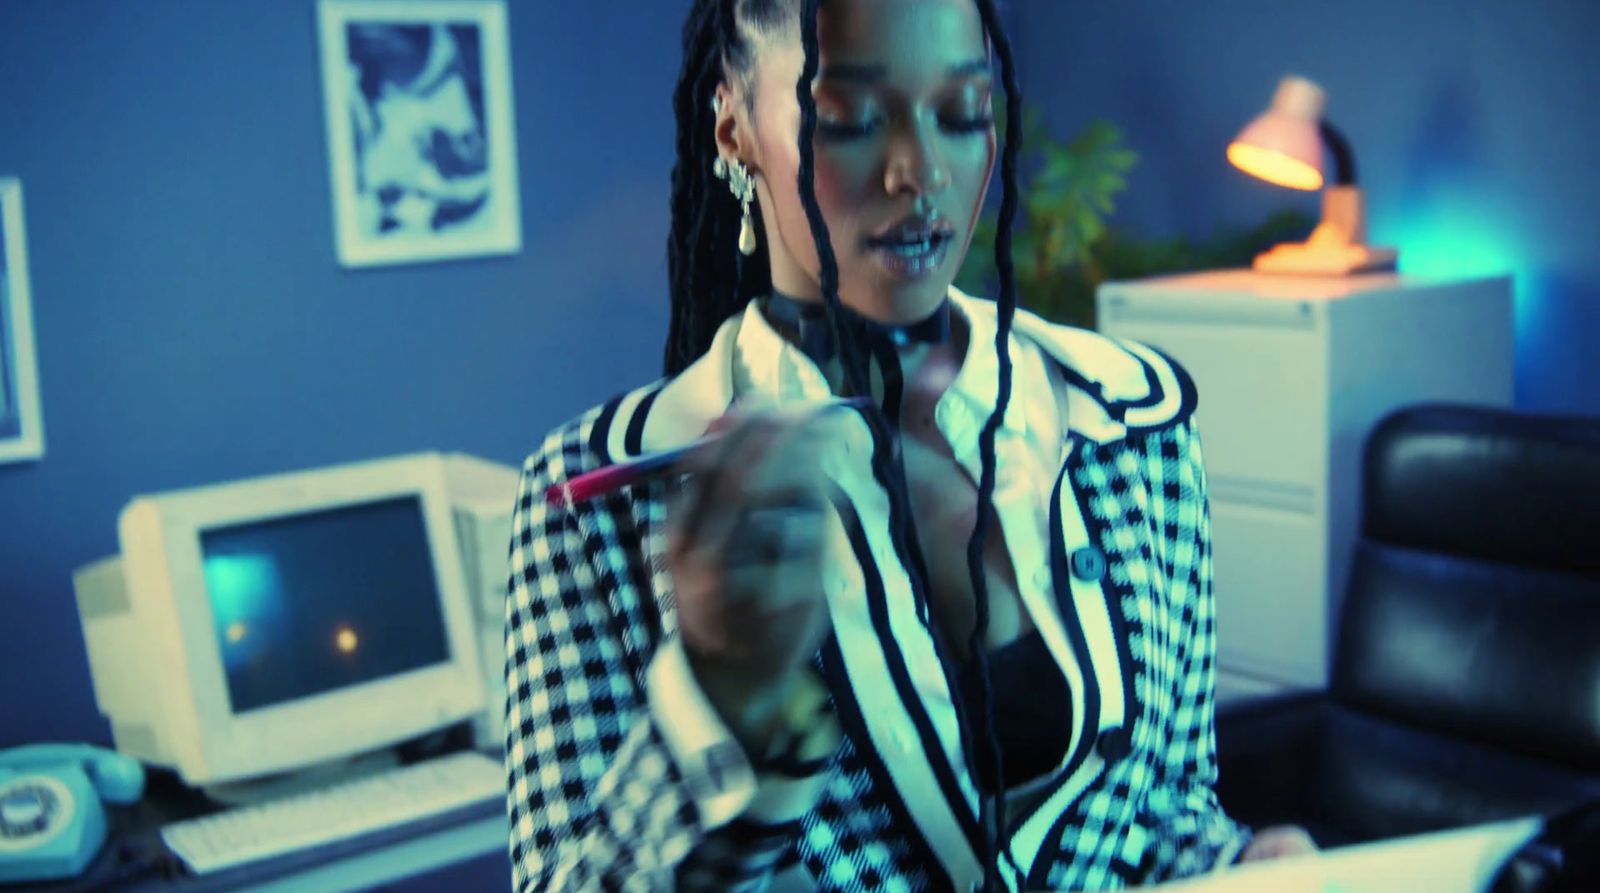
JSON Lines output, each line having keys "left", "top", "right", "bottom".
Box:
{"left": 759, "top": 140, "right": 818, "bottom": 266}
{"left": 981, "top": 131, "right": 998, "bottom": 188}
{"left": 807, "top": 158, "right": 873, "bottom": 243}
{"left": 955, "top": 133, "right": 999, "bottom": 230}
{"left": 810, "top": 151, "right": 874, "bottom": 206}
{"left": 763, "top": 139, "right": 873, "bottom": 266}
{"left": 957, "top": 132, "right": 998, "bottom": 189}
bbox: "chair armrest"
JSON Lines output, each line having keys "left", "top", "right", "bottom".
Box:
{"left": 1217, "top": 689, "right": 1325, "bottom": 725}
{"left": 1215, "top": 693, "right": 1330, "bottom": 831}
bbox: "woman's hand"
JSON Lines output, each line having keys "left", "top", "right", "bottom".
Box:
{"left": 1236, "top": 824, "right": 1319, "bottom": 863}
{"left": 666, "top": 401, "right": 845, "bottom": 757}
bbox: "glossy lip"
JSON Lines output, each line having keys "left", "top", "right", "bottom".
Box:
{"left": 868, "top": 211, "right": 955, "bottom": 245}
{"left": 869, "top": 233, "right": 952, "bottom": 280}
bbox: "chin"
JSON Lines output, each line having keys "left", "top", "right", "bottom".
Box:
{"left": 836, "top": 267, "right": 951, "bottom": 322}
{"left": 884, "top": 276, "right": 957, "bottom": 318}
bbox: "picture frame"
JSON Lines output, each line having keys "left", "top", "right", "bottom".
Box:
{"left": 316, "top": 0, "right": 522, "bottom": 268}
{"left": 0, "top": 177, "right": 44, "bottom": 464}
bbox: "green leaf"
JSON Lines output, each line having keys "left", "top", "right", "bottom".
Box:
{"left": 967, "top": 106, "right": 1313, "bottom": 328}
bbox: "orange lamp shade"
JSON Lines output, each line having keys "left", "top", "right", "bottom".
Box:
{"left": 1227, "top": 76, "right": 1327, "bottom": 191}
{"left": 1226, "top": 142, "right": 1323, "bottom": 191}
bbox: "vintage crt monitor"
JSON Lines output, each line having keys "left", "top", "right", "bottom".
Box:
{"left": 71, "top": 452, "right": 519, "bottom": 791}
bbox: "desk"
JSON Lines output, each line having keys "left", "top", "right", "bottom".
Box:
{"left": 1140, "top": 817, "right": 1541, "bottom": 893}
{"left": 159, "top": 812, "right": 507, "bottom": 893}
{"left": 13, "top": 794, "right": 508, "bottom": 893}
{"left": 224, "top": 814, "right": 1539, "bottom": 893}
{"left": 14, "top": 804, "right": 1540, "bottom": 892}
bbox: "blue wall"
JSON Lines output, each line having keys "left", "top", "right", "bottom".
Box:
{"left": 2, "top": 0, "right": 1596, "bottom": 752}
{"left": 1010, "top": 0, "right": 1599, "bottom": 412}
{"left": 0, "top": 0, "right": 682, "bottom": 748}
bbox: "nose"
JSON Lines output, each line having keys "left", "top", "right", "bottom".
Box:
{"left": 883, "top": 116, "right": 951, "bottom": 198}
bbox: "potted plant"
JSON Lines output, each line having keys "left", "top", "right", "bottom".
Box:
{"left": 957, "top": 108, "right": 1314, "bottom": 330}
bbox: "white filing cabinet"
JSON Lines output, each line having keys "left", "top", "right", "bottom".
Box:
{"left": 1096, "top": 271, "right": 1514, "bottom": 702}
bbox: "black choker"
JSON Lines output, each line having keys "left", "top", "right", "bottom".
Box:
{"left": 760, "top": 290, "right": 952, "bottom": 368}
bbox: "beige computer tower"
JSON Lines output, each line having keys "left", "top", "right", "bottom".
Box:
{"left": 442, "top": 454, "right": 522, "bottom": 751}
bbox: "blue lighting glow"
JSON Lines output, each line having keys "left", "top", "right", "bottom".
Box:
{"left": 1372, "top": 196, "right": 1535, "bottom": 338}
{"left": 202, "top": 552, "right": 286, "bottom": 668}
{"left": 1378, "top": 211, "right": 1520, "bottom": 279}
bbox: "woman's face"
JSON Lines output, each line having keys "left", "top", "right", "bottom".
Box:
{"left": 715, "top": 0, "right": 997, "bottom": 324}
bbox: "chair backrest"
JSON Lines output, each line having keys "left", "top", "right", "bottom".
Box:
{"left": 1331, "top": 404, "right": 1600, "bottom": 772}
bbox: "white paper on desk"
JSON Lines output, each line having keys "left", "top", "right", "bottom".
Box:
{"left": 1057, "top": 816, "right": 1540, "bottom": 893}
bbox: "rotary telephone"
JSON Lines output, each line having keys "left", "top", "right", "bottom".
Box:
{"left": 0, "top": 744, "right": 145, "bottom": 884}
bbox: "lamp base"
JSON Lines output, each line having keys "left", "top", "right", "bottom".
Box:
{"left": 1253, "top": 241, "right": 1398, "bottom": 275}
{"left": 1252, "top": 185, "right": 1399, "bottom": 275}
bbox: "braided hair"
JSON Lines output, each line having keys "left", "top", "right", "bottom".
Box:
{"left": 664, "top": 0, "right": 778, "bottom": 377}
{"left": 666, "top": 1, "right": 1025, "bottom": 888}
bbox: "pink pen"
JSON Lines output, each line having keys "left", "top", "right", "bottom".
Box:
{"left": 543, "top": 397, "right": 871, "bottom": 508}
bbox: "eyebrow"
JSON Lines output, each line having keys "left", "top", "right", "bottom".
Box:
{"left": 817, "top": 59, "right": 991, "bottom": 85}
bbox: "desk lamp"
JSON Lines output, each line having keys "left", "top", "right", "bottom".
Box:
{"left": 1228, "top": 75, "right": 1398, "bottom": 274}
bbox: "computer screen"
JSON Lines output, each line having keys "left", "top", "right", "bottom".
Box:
{"left": 74, "top": 453, "right": 489, "bottom": 787}
{"left": 200, "top": 497, "right": 451, "bottom": 714}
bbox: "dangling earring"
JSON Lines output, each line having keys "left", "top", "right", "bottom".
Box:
{"left": 713, "top": 154, "right": 759, "bottom": 256}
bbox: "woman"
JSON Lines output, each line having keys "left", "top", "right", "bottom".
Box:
{"left": 504, "top": 1, "right": 1313, "bottom": 890}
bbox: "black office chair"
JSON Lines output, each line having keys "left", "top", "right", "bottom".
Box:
{"left": 1215, "top": 403, "right": 1600, "bottom": 847}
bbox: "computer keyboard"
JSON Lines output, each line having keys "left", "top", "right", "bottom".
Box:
{"left": 161, "top": 751, "right": 504, "bottom": 876}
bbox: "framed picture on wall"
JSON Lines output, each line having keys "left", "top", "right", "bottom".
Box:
{"left": 0, "top": 177, "right": 44, "bottom": 463}
{"left": 316, "top": 0, "right": 522, "bottom": 268}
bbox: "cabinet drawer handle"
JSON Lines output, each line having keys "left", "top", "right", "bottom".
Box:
{"left": 1209, "top": 476, "right": 1316, "bottom": 514}
{"left": 1101, "top": 296, "right": 1316, "bottom": 330}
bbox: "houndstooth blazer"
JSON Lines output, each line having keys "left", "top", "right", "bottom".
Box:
{"left": 505, "top": 288, "right": 1252, "bottom": 893}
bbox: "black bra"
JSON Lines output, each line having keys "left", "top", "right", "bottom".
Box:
{"left": 960, "top": 630, "right": 1073, "bottom": 792}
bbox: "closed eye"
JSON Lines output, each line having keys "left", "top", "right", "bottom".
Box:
{"left": 942, "top": 114, "right": 994, "bottom": 134}
{"left": 817, "top": 119, "right": 878, "bottom": 140}
{"left": 816, "top": 114, "right": 994, "bottom": 141}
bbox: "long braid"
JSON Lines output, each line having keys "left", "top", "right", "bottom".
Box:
{"left": 668, "top": 2, "right": 1029, "bottom": 890}
{"left": 665, "top": 0, "right": 775, "bottom": 375}
{"left": 792, "top": 10, "right": 985, "bottom": 887}
{"left": 794, "top": 0, "right": 873, "bottom": 402}
{"left": 963, "top": 2, "right": 1023, "bottom": 887}
{"left": 665, "top": 0, "right": 727, "bottom": 374}
{"left": 789, "top": 1, "right": 1026, "bottom": 889}
{"left": 791, "top": 2, "right": 1019, "bottom": 889}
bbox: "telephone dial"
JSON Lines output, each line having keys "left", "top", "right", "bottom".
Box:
{"left": 0, "top": 744, "right": 145, "bottom": 884}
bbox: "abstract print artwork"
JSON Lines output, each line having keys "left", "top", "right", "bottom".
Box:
{"left": 0, "top": 177, "right": 43, "bottom": 463}
{"left": 317, "top": 1, "right": 522, "bottom": 267}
